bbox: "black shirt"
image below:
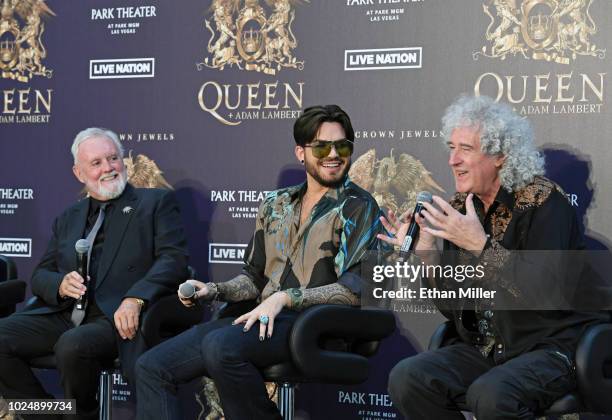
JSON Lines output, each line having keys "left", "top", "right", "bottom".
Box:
{"left": 86, "top": 198, "right": 113, "bottom": 288}
{"left": 84, "top": 197, "right": 120, "bottom": 314}
{"left": 441, "top": 176, "right": 607, "bottom": 362}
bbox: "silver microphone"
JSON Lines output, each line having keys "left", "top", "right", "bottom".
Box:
{"left": 178, "top": 282, "right": 197, "bottom": 301}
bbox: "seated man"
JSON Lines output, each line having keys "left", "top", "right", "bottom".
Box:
{"left": 0, "top": 128, "right": 189, "bottom": 419}
{"left": 381, "top": 95, "right": 607, "bottom": 419}
{"left": 135, "top": 105, "right": 383, "bottom": 419}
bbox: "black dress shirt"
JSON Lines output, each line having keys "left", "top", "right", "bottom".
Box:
{"left": 440, "top": 176, "right": 607, "bottom": 362}
{"left": 84, "top": 197, "right": 115, "bottom": 316}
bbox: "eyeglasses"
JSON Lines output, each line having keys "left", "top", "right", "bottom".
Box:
{"left": 303, "top": 139, "right": 354, "bottom": 158}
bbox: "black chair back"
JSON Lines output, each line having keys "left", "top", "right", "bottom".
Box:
{"left": 0, "top": 254, "right": 24, "bottom": 317}
{"left": 0, "top": 254, "right": 17, "bottom": 282}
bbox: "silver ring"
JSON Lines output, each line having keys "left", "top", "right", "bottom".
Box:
{"left": 259, "top": 315, "right": 269, "bottom": 325}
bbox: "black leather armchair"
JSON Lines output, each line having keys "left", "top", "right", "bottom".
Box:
{"left": 428, "top": 319, "right": 612, "bottom": 415}
{"left": 0, "top": 254, "right": 26, "bottom": 318}
{"left": 217, "top": 302, "right": 396, "bottom": 419}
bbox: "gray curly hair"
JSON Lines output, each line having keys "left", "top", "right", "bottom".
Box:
{"left": 441, "top": 95, "right": 544, "bottom": 192}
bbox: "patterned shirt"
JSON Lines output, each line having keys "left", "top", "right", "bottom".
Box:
{"left": 233, "top": 176, "right": 383, "bottom": 301}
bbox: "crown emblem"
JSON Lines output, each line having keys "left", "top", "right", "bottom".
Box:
{"left": 197, "top": 0, "right": 307, "bottom": 75}
{"left": 473, "top": 0, "right": 605, "bottom": 64}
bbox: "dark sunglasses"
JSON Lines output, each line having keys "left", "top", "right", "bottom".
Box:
{"left": 303, "top": 139, "right": 354, "bottom": 158}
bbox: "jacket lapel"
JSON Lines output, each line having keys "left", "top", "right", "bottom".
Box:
{"left": 96, "top": 184, "right": 139, "bottom": 289}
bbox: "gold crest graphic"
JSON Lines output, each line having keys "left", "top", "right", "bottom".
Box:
{"left": 349, "top": 149, "right": 445, "bottom": 215}
{"left": 474, "top": 0, "right": 605, "bottom": 64}
{"left": 0, "top": 0, "right": 55, "bottom": 82}
{"left": 123, "top": 152, "right": 173, "bottom": 190}
{"left": 197, "top": 0, "right": 307, "bottom": 75}
{"left": 196, "top": 376, "right": 278, "bottom": 420}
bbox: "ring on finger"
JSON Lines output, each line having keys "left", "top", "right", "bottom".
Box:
{"left": 259, "top": 315, "right": 269, "bottom": 325}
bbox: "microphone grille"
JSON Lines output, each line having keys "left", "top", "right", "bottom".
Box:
{"left": 416, "top": 191, "right": 433, "bottom": 204}
{"left": 75, "top": 239, "right": 90, "bottom": 254}
{"left": 179, "top": 282, "right": 196, "bottom": 299}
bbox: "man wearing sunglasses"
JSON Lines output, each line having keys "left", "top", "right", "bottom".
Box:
{"left": 135, "top": 105, "right": 384, "bottom": 419}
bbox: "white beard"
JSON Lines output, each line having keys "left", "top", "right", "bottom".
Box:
{"left": 95, "top": 170, "right": 127, "bottom": 200}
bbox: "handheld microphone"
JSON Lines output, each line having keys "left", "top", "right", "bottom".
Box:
{"left": 399, "top": 191, "right": 433, "bottom": 260}
{"left": 178, "top": 282, "right": 197, "bottom": 302}
{"left": 75, "top": 239, "right": 90, "bottom": 310}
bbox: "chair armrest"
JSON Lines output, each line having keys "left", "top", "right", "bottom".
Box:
{"left": 0, "top": 279, "right": 26, "bottom": 317}
{"left": 0, "top": 255, "right": 17, "bottom": 281}
{"left": 575, "top": 323, "right": 612, "bottom": 413}
{"left": 140, "top": 294, "right": 204, "bottom": 347}
{"left": 23, "top": 294, "right": 203, "bottom": 347}
{"left": 428, "top": 321, "right": 454, "bottom": 351}
{"left": 0, "top": 279, "right": 26, "bottom": 306}
{"left": 289, "top": 305, "right": 395, "bottom": 384}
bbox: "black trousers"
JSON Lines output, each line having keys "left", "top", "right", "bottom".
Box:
{"left": 388, "top": 342, "right": 575, "bottom": 420}
{"left": 0, "top": 305, "right": 118, "bottom": 420}
{"left": 135, "top": 309, "right": 299, "bottom": 420}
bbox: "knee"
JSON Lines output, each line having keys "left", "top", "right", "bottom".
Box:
{"left": 200, "top": 328, "right": 244, "bottom": 371}
{"left": 467, "top": 376, "right": 520, "bottom": 419}
{"left": 388, "top": 357, "right": 426, "bottom": 407}
{"left": 54, "top": 330, "right": 87, "bottom": 366}
{"left": 135, "top": 351, "right": 163, "bottom": 381}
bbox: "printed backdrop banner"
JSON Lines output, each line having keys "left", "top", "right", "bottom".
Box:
{"left": 1, "top": 0, "right": 611, "bottom": 418}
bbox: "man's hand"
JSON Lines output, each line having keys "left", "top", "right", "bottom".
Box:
{"left": 377, "top": 209, "right": 437, "bottom": 252}
{"left": 114, "top": 298, "right": 142, "bottom": 340}
{"left": 233, "top": 292, "right": 290, "bottom": 340}
{"left": 58, "top": 271, "right": 87, "bottom": 299}
{"left": 420, "top": 194, "right": 487, "bottom": 254}
{"left": 177, "top": 279, "right": 211, "bottom": 307}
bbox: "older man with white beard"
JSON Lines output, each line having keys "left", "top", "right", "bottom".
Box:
{"left": 0, "top": 128, "right": 189, "bottom": 420}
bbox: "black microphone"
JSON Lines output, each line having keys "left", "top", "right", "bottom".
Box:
{"left": 75, "top": 239, "right": 90, "bottom": 310}
{"left": 399, "top": 191, "right": 433, "bottom": 260}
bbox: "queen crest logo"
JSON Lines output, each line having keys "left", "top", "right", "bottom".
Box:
{"left": 474, "top": 0, "right": 605, "bottom": 64}
{"left": 0, "top": 0, "right": 54, "bottom": 82}
{"left": 196, "top": 0, "right": 307, "bottom": 75}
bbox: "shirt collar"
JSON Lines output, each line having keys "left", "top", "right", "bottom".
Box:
{"left": 88, "top": 190, "right": 123, "bottom": 212}
{"left": 322, "top": 176, "right": 350, "bottom": 202}
{"left": 470, "top": 186, "right": 514, "bottom": 216}
{"left": 290, "top": 176, "right": 350, "bottom": 204}
{"left": 89, "top": 197, "right": 104, "bottom": 214}
{"left": 495, "top": 187, "right": 515, "bottom": 209}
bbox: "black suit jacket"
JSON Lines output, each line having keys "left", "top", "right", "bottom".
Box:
{"left": 24, "top": 184, "right": 189, "bottom": 376}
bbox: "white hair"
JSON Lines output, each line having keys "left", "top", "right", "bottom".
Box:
{"left": 441, "top": 95, "right": 545, "bottom": 192}
{"left": 71, "top": 127, "right": 124, "bottom": 165}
